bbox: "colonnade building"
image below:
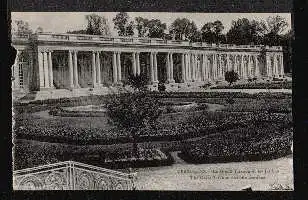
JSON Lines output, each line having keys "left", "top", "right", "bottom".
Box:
{"left": 12, "top": 32, "right": 284, "bottom": 99}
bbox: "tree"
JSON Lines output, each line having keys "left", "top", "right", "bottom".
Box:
{"left": 85, "top": 14, "right": 111, "bottom": 36}
{"left": 104, "top": 75, "right": 162, "bottom": 157}
{"left": 14, "top": 20, "right": 32, "bottom": 35}
{"left": 147, "top": 19, "right": 167, "bottom": 38}
{"left": 169, "top": 18, "right": 198, "bottom": 41}
{"left": 125, "top": 73, "right": 149, "bottom": 91}
{"left": 262, "top": 15, "right": 289, "bottom": 46}
{"left": 35, "top": 27, "right": 43, "bottom": 33}
{"left": 226, "top": 18, "right": 265, "bottom": 45}
{"left": 225, "top": 70, "right": 239, "bottom": 86}
{"left": 201, "top": 20, "right": 225, "bottom": 44}
{"left": 113, "top": 12, "right": 135, "bottom": 36}
{"left": 135, "top": 17, "right": 149, "bottom": 37}
{"left": 266, "top": 15, "right": 288, "bottom": 35}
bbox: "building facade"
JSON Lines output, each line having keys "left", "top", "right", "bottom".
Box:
{"left": 12, "top": 32, "right": 284, "bottom": 98}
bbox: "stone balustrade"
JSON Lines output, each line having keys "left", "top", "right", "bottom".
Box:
{"left": 12, "top": 33, "right": 282, "bottom": 51}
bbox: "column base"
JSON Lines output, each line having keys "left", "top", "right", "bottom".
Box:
{"left": 166, "top": 79, "right": 175, "bottom": 83}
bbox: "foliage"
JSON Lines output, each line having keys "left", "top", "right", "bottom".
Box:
{"left": 147, "top": 19, "right": 167, "bottom": 38}
{"left": 125, "top": 73, "right": 149, "bottom": 91}
{"left": 224, "top": 70, "right": 239, "bottom": 85}
{"left": 35, "top": 27, "right": 43, "bottom": 33}
{"left": 158, "top": 82, "right": 166, "bottom": 92}
{"left": 226, "top": 18, "right": 265, "bottom": 45}
{"left": 104, "top": 81, "right": 162, "bottom": 156}
{"left": 169, "top": 18, "right": 199, "bottom": 41}
{"left": 179, "top": 119, "right": 292, "bottom": 164}
{"left": 135, "top": 17, "right": 149, "bottom": 37}
{"left": 265, "top": 15, "right": 289, "bottom": 35}
{"left": 113, "top": 12, "right": 135, "bottom": 36}
{"left": 212, "top": 81, "right": 292, "bottom": 89}
{"left": 85, "top": 14, "right": 111, "bottom": 36}
{"left": 14, "top": 20, "right": 32, "bottom": 35}
{"left": 14, "top": 140, "right": 173, "bottom": 170}
{"left": 201, "top": 20, "right": 225, "bottom": 44}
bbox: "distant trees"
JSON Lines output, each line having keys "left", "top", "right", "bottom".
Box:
{"left": 262, "top": 15, "right": 289, "bottom": 46}
{"left": 85, "top": 14, "right": 111, "bottom": 36}
{"left": 134, "top": 17, "right": 167, "bottom": 38}
{"left": 35, "top": 27, "right": 44, "bottom": 33}
{"left": 201, "top": 20, "right": 225, "bottom": 44}
{"left": 113, "top": 12, "right": 134, "bottom": 36}
{"left": 135, "top": 17, "right": 149, "bottom": 37}
{"left": 147, "top": 19, "right": 167, "bottom": 38}
{"left": 14, "top": 20, "right": 32, "bottom": 35}
{"left": 169, "top": 18, "right": 199, "bottom": 41}
{"left": 67, "top": 14, "right": 111, "bottom": 36}
{"left": 226, "top": 18, "right": 265, "bottom": 45}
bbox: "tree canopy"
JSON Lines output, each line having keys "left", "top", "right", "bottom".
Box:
{"left": 201, "top": 20, "right": 225, "bottom": 44}
{"left": 169, "top": 18, "right": 199, "bottom": 41}
{"left": 14, "top": 20, "right": 32, "bottom": 35}
{"left": 226, "top": 18, "right": 265, "bottom": 45}
{"left": 85, "top": 14, "right": 111, "bottom": 36}
{"left": 113, "top": 12, "right": 135, "bottom": 36}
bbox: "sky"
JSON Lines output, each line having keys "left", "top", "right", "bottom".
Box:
{"left": 11, "top": 12, "right": 292, "bottom": 36}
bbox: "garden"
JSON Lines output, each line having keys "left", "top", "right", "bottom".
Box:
{"left": 211, "top": 81, "right": 292, "bottom": 89}
{"left": 13, "top": 91, "right": 292, "bottom": 169}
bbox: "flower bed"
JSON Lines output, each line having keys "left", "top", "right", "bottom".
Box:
{"left": 211, "top": 81, "right": 292, "bottom": 89}
{"left": 14, "top": 92, "right": 292, "bottom": 114}
{"left": 178, "top": 122, "right": 292, "bottom": 163}
{"left": 13, "top": 140, "right": 173, "bottom": 170}
{"left": 14, "top": 110, "right": 292, "bottom": 146}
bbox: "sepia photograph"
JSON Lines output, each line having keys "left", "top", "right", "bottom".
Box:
{"left": 11, "top": 12, "right": 293, "bottom": 191}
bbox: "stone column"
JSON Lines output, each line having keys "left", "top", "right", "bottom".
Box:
{"left": 92, "top": 51, "right": 97, "bottom": 87}
{"left": 112, "top": 52, "right": 117, "bottom": 83}
{"left": 213, "top": 54, "right": 217, "bottom": 80}
{"left": 150, "top": 52, "right": 154, "bottom": 82}
{"left": 96, "top": 51, "right": 101, "bottom": 85}
{"left": 240, "top": 55, "right": 244, "bottom": 79}
{"left": 43, "top": 51, "right": 50, "bottom": 88}
{"left": 132, "top": 52, "right": 137, "bottom": 75}
{"left": 255, "top": 55, "right": 259, "bottom": 77}
{"left": 205, "top": 54, "right": 210, "bottom": 81}
{"left": 136, "top": 52, "right": 140, "bottom": 75}
{"left": 117, "top": 52, "right": 121, "bottom": 81}
{"left": 38, "top": 51, "right": 44, "bottom": 88}
{"left": 247, "top": 55, "right": 251, "bottom": 78}
{"left": 196, "top": 54, "right": 201, "bottom": 81}
{"left": 181, "top": 53, "right": 186, "bottom": 82}
{"left": 201, "top": 54, "right": 206, "bottom": 81}
{"left": 275, "top": 54, "right": 279, "bottom": 77}
{"left": 185, "top": 53, "right": 190, "bottom": 81}
{"left": 68, "top": 50, "right": 74, "bottom": 88}
{"left": 280, "top": 54, "right": 284, "bottom": 76}
{"left": 266, "top": 53, "right": 271, "bottom": 78}
{"left": 227, "top": 54, "right": 231, "bottom": 72}
{"left": 191, "top": 53, "right": 195, "bottom": 81}
{"left": 73, "top": 51, "right": 79, "bottom": 87}
{"left": 48, "top": 51, "right": 54, "bottom": 88}
{"left": 153, "top": 52, "right": 158, "bottom": 82}
{"left": 170, "top": 53, "right": 175, "bottom": 82}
